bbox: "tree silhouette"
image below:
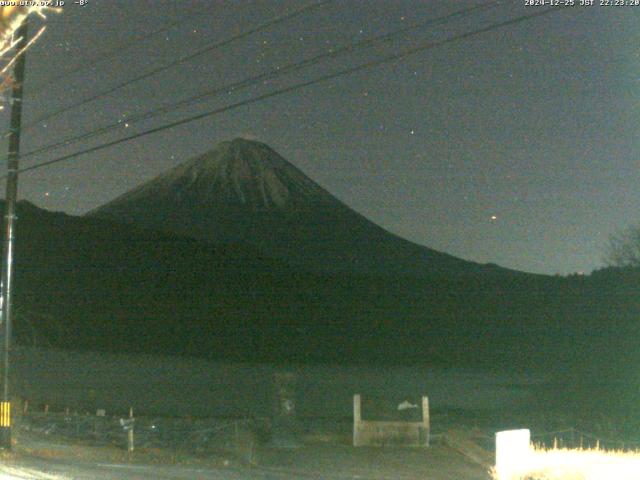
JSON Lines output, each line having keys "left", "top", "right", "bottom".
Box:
{"left": 605, "top": 224, "right": 640, "bottom": 267}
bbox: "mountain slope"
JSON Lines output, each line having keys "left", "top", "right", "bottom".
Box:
{"left": 89, "top": 138, "right": 508, "bottom": 276}
{"left": 3, "top": 201, "right": 637, "bottom": 372}
{"left": 3, "top": 201, "right": 530, "bottom": 364}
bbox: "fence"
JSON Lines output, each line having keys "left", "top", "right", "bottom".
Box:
{"left": 18, "top": 409, "right": 259, "bottom": 462}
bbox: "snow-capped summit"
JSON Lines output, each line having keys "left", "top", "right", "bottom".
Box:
{"left": 129, "top": 138, "right": 334, "bottom": 210}
{"left": 89, "top": 138, "right": 506, "bottom": 275}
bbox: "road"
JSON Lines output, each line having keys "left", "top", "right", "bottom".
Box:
{"left": 0, "top": 458, "right": 408, "bottom": 480}
{"left": 1, "top": 454, "right": 493, "bottom": 479}
{"left": 7, "top": 430, "right": 491, "bottom": 479}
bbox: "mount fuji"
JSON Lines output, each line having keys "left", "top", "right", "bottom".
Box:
{"left": 89, "top": 138, "right": 509, "bottom": 276}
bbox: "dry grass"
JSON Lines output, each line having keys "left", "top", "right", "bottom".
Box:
{"left": 492, "top": 445, "right": 640, "bottom": 480}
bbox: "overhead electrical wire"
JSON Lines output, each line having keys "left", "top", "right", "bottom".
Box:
{"left": 13, "top": 5, "right": 571, "bottom": 177}
{"left": 20, "top": 0, "right": 333, "bottom": 131}
{"left": 27, "top": 6, "right": 208, "bottom": 96}
{"left": 16, "top": 0, "right": 504, "bottom": 162}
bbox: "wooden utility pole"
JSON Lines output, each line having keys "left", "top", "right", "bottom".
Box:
{"left": 0, "top": 20, "right": 28, "bottom": 450}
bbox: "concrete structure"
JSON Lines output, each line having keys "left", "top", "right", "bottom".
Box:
{"left": 495, "top": 429, "right": 531, "bottom": 479}
{"left": 353, "top": 394, "right": 429, "bottom": 447}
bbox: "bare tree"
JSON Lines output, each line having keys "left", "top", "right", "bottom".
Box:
{"left": 605, "top": 224, "right": 640, "bottom": 267}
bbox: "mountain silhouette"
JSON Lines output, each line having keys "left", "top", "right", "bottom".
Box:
{"left": 1, "top": 200, "right": 636, "bottom": 372}
{"left": 89, "top": 138, "right": 509, "bottom": 276}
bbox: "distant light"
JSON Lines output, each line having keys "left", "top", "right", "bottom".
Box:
{"left": 491, "top": 215, "right": 497, "bottom": 221}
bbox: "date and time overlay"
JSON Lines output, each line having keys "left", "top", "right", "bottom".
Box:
{"left": 526, "top": 0, "right": 640, "bottom": 6}
{"left": 0, "top": 1, "right": 636, "bottom": 10}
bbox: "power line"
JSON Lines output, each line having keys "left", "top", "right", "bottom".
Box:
{"left": 15, "top": 5, "right": 571, "bottom": 177}
{"left": 21, "top": 0, "right": 332, "bottom": 131}
{"left": 17, "top": 0, "right": 503, "bottom": 162}
{"left": 27, "top": 6, "right": 208, "bottom": 96}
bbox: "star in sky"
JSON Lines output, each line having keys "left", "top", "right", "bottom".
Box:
{"left": 7, "top": 1, "right": 636, "bottom": 275}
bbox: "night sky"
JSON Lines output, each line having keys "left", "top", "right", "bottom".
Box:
{"left": 0, "top": 0, "right": 638, "bottom": 275}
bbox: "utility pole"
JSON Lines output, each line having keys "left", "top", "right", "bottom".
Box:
{"left": 0, "top": 20, "right": 29, "bottom": 450}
